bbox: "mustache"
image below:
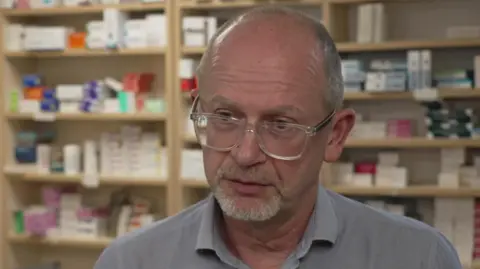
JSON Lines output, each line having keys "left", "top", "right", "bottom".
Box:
{"left": 216, "top": 166, "right": 270, "bottom": 184}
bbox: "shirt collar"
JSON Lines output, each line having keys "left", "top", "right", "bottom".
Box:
{"left": 196, "top": 194, "right": 216, "bottom": 251}
{"left": 311, "top": 186, "right": 339, "bottom": 243}
{"left": 195, "top": 186, "right": 339, "bottom": 251}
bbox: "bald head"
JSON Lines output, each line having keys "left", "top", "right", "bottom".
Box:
{"left": 197, "top": 6, "right": 344, "bottom": 112}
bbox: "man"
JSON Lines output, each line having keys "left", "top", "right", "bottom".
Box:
{"left": 94, "top": 6, "right": 462, "bottom": 269}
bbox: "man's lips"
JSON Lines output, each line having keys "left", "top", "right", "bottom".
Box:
{"left": 225, "top": 179, "right": 269, "bottom": 195}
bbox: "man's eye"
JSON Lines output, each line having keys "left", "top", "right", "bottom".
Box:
{"left": 215, "top": 110, "right": 233, "bottom": 117}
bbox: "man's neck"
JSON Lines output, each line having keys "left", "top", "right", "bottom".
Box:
{"left": 220, "top": 188, "right": 318, "bottom": 259}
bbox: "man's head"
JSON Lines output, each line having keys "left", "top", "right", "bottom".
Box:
{"left": 191, "top": 6, "right": 355, "bottom": 222}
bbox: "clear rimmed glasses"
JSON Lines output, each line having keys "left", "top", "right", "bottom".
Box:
{"left": 189, "top": 96, "right": 335, "bottom": 161}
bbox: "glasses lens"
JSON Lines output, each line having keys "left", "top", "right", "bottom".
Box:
{"left": 257, "top": 122, "right": 308, "bottom": 158}
{"left": 193, "top": 114, "right": 243, "bottom": 150}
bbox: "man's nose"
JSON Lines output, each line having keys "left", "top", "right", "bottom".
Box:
{"left": 230, "top": 128, "right": 266, "bottom": 167}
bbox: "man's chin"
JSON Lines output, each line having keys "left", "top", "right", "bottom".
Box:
{"left": 214, "top": 192, "right": 281, "bottom": 222}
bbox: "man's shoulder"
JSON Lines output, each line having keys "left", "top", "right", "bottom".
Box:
{"left": 109, "top": 197, "right": 208, "bottom": 250}
{"left": 328, "top": 190, "right": 461, "bottom": 268}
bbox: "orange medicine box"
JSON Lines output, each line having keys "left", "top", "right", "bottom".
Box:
{"left": 24, "top": 87, "right": 44, "bottom": 100}
{"left": 68, "top": 32, "right": 86, "bottom": 49}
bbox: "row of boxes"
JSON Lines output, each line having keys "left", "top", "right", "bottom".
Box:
{"left": 13, "top": 74, "right": 165, "bottom": 115}
{"left": 5, "top": 10, "right": 166, "bottom": 51}
{"left": 332, "top": 152, "right": 408, "bottom": 188}
{"left": 2, "top": 0, "right": 163, "bottom": 9}
{"left": 438, "top": 148, "right": 480, "bottom": 188}
{"left": 182, "top": 16, "right": 217, "bottom": 48}
{"left": 99, "top": 126, "right": 167, "bottom": 177}
{"left": 351, "top": 117, "right": 413, "bottom": 139}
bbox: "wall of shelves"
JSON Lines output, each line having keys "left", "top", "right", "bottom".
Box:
{"left": 1, "top": 0, "right": 480, "bottom": 268}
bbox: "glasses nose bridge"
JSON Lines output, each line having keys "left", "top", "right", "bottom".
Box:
{"left": 235, "top": 121, "right": 260, "bottom": 147}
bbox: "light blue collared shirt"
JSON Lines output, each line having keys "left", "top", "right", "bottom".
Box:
{"left": 94, "top": 186, "right": 462, "bottom": 269}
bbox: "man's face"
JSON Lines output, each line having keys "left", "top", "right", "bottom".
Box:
{"left": 196, "top": 18, "right": 352, "bottom": 222}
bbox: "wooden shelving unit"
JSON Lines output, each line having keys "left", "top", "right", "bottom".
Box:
{"left": 1, "top": 0, "right": 480, "bottom": 268}
{"left": 181, "top": 179, "right": 480, "bottom": 198}
{"left": 0, "top": 1, "right": 174, "bottom": 268}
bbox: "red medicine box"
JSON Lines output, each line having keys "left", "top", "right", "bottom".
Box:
{"left": 123, "top": 73, "right": 155, "bottom": 93}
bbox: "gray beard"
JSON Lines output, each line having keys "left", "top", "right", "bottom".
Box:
{"left": 213, "top": 184, "right": 282, "bottom": 221}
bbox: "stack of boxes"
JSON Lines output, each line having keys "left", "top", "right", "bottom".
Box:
{"left": 433, "top": 70, "right": 474, "bottom": 89}
{"left": 365, "top": 59, "right": 407, "bottom": 92}
{"left": 20, "top": 75, "right": 55, "bottom": 113}
{"left": 116, "top": 196, "right": 155, "bottom": 236}
{"left": 86, "top": 20, "right": 105, "bottom": 49}
{"left": 356, "top": 3, "right": 385, "bottom": 44}
{"left": 341, "top": 60, "right": 365, "bottom": 92}
{"left": 438, "top": 148, "right": 480, "bottom": 188}
{"left": 19, "top": 187, "right": 109, "bottom": 238}
{"left": 180, "top": 149, "right": 206, "bottom": 180}
{"left": 56, "top": 84, "right": 87, "bottom": 113}
{"left": 351, "top": 115, "right": 413, "bottom": 139}
{"left": 434, "top": 198, "right": 474, "bottom": 266}
{"left": 407, "top": 50, "right": 431, "bottom": 90}
{"left": 99, "top": 125, "right": 164, "bottom": 177}
{"left": 375, "top": 152, "right": 408, "bottom": 188}
{"left": 179, "top": 58, "right": 198, "bottom": 93}
{"left": 15, "top": 186, "right": 160, "bottom": 239}
{"left": 182, "top": 16, "right": 218, "bottom": 47}
{"left": 424, "top": 102, "right": 475, "bottom": 139}
{"left": 331, "top": 151, "right": 407, "bottom": 188}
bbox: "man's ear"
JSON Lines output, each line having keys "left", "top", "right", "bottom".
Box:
{"left": 324, "top": 109, "right": 356, "bottom": 162}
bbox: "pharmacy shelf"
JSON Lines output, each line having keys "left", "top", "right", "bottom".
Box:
{"left": 5, "top": 112, "right": 167, "bottom": 122}
{"left": 328, "top": 186, "right": 480, "bottom": 198}
{"left": 345, "top": 138, "right": 480, "bottom": 148}
{"left": 181, "top": 180, "right": 480, "bottom": 198}
{"left": 8, "top": 233, "right": 112, "bottom": 249}
{"left": 4, "top": 170, "right": 168, "bottom": 187}
{"left": 181, "top": 39, "right": 480, "bottom": 55}
{"left": 1, "top": 2, "right": 166, "bottom": 17}
{"left": 344, "top": 88, "right": 480, "bottom": 101}
{"left": 179, "top": 0, "right": 322, "bottom": 9}
{"left": 5, "top": 48, "right": 166, "bottom": 58}
{"left": 181, "top": 88, "right": 480, "bottom": 101}
{"left": 336, "top": 39, "right": 480, "bottom": 52}
{"left": 184, "top": 136, "right": 480, "bottom": 148}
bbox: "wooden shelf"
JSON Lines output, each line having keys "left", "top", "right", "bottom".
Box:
{"left": 179, "top": 0, "right": 322, "bottom": 9}
{"left": 5, "top": 112, "right": 167, "bottom": 121}
{"left": 184, "top": 136, "right": 480, "bottom": 148}
{"left": 181, "top": 180, "right": 480, "bottom": 197}
{"left": 328, "top": 185, "right": 480, "bottom": 198}
{"left": 5, "top": 48, "right": 166, "bottom": 58}
{"left": 1, "top": 2, "right": 166, "bottom": 16}
{"left": 345, "top": 138, "right": 480, "bottom": 148}
{"left": 4, "top": 169, "right": 168, "bottom": 187}
{"left": 344, "top": 88, "right": 480, "bottom": 101}
{"left": 336, "top": 39, "right": 480, "bottom": 52}
{"left": 8, "top": 233, "right": 112, "bottom": 248}
{"left": 182, "top": 39, "right": 480, "bottom": 55}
